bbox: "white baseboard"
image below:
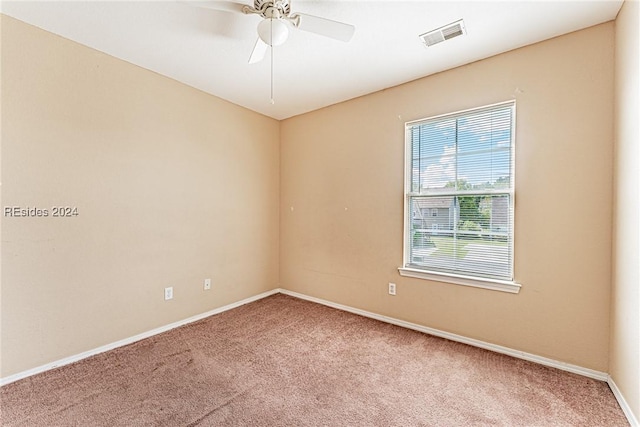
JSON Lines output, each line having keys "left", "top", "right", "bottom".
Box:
{"left": 0, "top": 288, "right": 279, "bottom": 387}
{"left": 2, "top": 287, "right": 636, "bottom": 427}
{"left": 281, "top": 289, "right": 640, "bottom": 425}
{"left": 608, "top": 376, "right": 639, "bottom": 427}
{"left": 278, "top": 288, "right": 609, "bottom": 381}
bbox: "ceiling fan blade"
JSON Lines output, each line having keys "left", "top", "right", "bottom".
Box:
{"left": 248, "top": 37, "right": 268, "bottom": 64}
{"left": 184, "top": 1, "right": 246, "bottom": 14}
{"left": 292, "top": 13, "right": 355, "bottom": 42}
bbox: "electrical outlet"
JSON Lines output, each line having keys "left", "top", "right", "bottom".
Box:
{"left": 164, "top": 286, "right": 173, "bottom": 300}
{"left": 204, "top": 278, "right": 211, "bottom": 290}
{"left": 388, "top": 282, "right": 396, "bottom": 296}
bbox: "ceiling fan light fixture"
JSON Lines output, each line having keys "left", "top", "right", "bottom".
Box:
{"left": 257, "top": 18, "right": 289, "bottom": 46}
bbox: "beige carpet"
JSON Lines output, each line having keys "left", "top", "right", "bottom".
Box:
{"left": 0, "top": 294, "right": 628, "bottom": 426}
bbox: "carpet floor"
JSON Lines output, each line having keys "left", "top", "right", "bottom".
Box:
{"left": 0, "top": 294, "right": 628, "bottom": 426}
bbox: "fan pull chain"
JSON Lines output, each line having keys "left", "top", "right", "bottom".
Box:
{"left": 270, "top": 18, "right": 275, "bottom": 105}
{"left": 270, "top": 45, "right": 274, "bottom": 104}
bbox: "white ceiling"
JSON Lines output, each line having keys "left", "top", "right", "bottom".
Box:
{"left": 1, "top": 0, "right": 624, "bottom": 120}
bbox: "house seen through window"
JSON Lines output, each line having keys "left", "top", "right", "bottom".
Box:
{"left": 403, "top": 101, "right": 515, "bottom": 282}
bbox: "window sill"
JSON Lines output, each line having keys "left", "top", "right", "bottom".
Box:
{"left": 397, "top": 267, "right": 521, "bottom": 294}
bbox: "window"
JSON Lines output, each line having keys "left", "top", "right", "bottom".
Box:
{"left": 400, "top": 101, "right": 518, "bottom": 292}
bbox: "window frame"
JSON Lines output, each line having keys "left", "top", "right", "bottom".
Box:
{"left": 398, "top": 101, "right": 521, "bottom": 294}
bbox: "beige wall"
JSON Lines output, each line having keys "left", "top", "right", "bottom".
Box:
{"left": 611, "top": 0, "right": 640, "bottom": 420}
{"left": 0, "top": 16, "right": 280, "bottom": 377}
{"left": 1, "top": 7, "right": 634, "bottom": 410}
{"left": 280, "top": 23, "right": 615, "bottom": 371}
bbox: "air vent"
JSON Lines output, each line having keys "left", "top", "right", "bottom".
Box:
{"left": 420, "top": 19, "right": 466, "bottom": 47}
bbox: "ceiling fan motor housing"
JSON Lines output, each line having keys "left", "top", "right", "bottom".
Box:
{"left": 254, "top": 0, "right": 291, "bottom": 18}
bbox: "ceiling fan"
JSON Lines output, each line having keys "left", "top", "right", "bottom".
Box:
{"left": 189, "top": 0, "right": 356, "bottom": 64}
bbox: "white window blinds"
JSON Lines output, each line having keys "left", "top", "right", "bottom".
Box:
{"left": 405, "top": 102, "right": 515, "bottom": 281}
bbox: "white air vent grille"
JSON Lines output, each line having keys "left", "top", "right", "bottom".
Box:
{"left": 420, "top": 19, "right": 466, "bottom": 47}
